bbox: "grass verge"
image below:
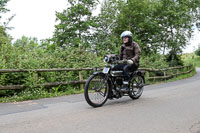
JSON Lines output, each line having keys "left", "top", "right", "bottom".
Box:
{"left": 0, "top": 87, "right": 84, "bottom": 103}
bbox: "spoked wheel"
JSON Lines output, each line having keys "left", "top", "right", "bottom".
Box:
{"left": 84, "top": 73, "right": 109, "bottom": 107}
{"left": 129, "top": 75, "right": 144, "bottom": 99}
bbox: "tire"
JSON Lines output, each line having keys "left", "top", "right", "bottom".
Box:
{"left": 129, "top": 75, "right": 144, "bottom": 99}
{"left": 84, "top": 73, "right": 109, "bottom": 107}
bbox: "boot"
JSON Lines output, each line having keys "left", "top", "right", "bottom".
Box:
{"left": 121, "top": 81, "right": 129, "bottom": 92}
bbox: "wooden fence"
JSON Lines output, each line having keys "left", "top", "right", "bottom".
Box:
{"left": 0, "top": 65, "right": 194, "bottom": 90}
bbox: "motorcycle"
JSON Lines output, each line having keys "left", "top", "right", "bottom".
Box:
{"left": 84, "top": 54, "right": 145, "bottom": 107}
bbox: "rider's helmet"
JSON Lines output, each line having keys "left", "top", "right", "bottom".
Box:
{"left": 120, "top": 31, "right": 133, "bottom": 44}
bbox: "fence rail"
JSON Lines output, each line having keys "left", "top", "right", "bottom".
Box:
{"left": 0, "top": 68, "right": 95, "bottom": 73}
{"left": 0, "top": 65, "right": 194, "bottom": 90}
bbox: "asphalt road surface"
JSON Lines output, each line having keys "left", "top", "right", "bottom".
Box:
{"left": 0, "top": 68, "right": 200, "bottom": 133}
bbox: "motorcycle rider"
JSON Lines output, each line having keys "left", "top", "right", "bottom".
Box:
{"left": 114, "top": 31, "right": 141, "bottom": 92}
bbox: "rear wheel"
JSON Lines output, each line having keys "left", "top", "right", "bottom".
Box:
{"left": 84, "top": 73, "right": 109, "bottom": 107}
{"left": 129, "top": 75, "right": 144, "bottom": 99}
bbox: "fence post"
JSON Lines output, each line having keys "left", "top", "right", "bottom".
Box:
{"left": 146, "top": 71, "right": 149, "bottom": 83}
{"left": 176, "top": 68, "right": 179, "bottom": 77}
{"left": 163, "top": 71, "right": 166, "bottom": 81}
{"left": 192, "top": 64, "right": 195, "bottom": 71}
{"left": 79, "top": 71, "right": 84, "bottom": 90}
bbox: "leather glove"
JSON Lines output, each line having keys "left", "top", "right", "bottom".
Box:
{"left": 127, "top": 60, "right": 134, "bottom": 64}
{"left": 118, "top": 59, "right": 128, "bottom": 64}
{"left": 118, "top": 59, "right": 127, "bottom": 64}
{"left": 117, "top": 60, "right": 123, "bottom": 64}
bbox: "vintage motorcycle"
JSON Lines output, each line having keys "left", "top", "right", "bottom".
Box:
{"left": 84, "top": 54, "right": 145, "bottom": 107}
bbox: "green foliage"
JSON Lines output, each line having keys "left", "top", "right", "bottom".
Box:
{"left": 140, "top": 54, "right": 169, "bottom": 69}
{"left": 0, "top": 0, "right": 10, "bottom": 17}
{"left": 150, "top": 67, "right": 196, "bottom": 85}
{"left": 0, "top": 0, "right": 13, "bottom": 50}
{"left": 112, "top": 0, "right": 200, "bottom": 55}
{"left": 165, "top": 50, "right": 184, "bottom": 67}
{"left": 182, "top": 53, "right": 200, "bottom": 67}
{"left": 195, "top": 45, "right": 200, "bottom": 56}
{"left": 0, "top": 87, "right": 85, "bottom": 103}
{"left": 52, "top": 0, "right": 200, "bottom": 64}
{"left": 0, "top": 36, "right": 104, "bottom": 90}
{"left": 91, "top": 0, "right": 120, "bottom": 56}
{"left": 0, "top": 26, "right": 10, "bottom": 46}
{"left": 52, "top": 0, "right": 98, "bottom": 48}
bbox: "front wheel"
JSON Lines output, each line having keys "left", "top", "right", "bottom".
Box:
{"left": 84, "top": 73, "right": 109, "bottom": 107}
{"left": 129, "top": 75, "right": 144, "bottom": 99}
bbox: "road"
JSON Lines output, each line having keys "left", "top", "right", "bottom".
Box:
{"left": 0, "top": 68, "right": 200, "bottom": 133}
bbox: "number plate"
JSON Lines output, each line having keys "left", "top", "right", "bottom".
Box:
{"left": 103, "top": 67, "right": 110, "bottom": 74}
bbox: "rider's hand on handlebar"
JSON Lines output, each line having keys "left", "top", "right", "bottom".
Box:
{"left": 117, "top": 59, "right": 127, "bottom": 64}
{"left": 118, "top": 59, "right": 133, "bottom": 64}
{"left": 127, "top": 60, "right": 133, "bottom": 64}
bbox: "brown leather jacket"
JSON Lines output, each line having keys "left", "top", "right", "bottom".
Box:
{"left": 119, "top": 41, "right": 141, "bottom": 66}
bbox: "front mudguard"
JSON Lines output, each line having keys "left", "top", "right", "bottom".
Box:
{"left": 92, "top": 72, "right": 112, "bottom": 85}
{"left": 92, "top": 71, "right": 104, "bottom": 76}
{"left": 91, "top": 71, "right": 113, "bottom": 96}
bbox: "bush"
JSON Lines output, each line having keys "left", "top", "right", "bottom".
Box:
{"left": 0, "top": 36, "right": 181, "bottom": 101}
{"left": 140, "top": 53, "right": 169, "bottom": 69}
{"left": 0, "top": 37, "right": 105, "bottom": 97}
{"left": 195, "top": 47, "right": 200, "bottom": 56}
{"left": 165, "top": 50, "right": 183, "bottom": 67}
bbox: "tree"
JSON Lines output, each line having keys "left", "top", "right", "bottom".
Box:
{"left": 156, "top": 0, "right": 200, "bottom": 65}
{"left": 111, "top": 0, "right": 200, "bottom": 56}
{"left": 0, "top": 26, "right": 9, "bottom": 45}
{"left": 0, "top": 0, "right": 10, "bottom": 18}
{"left": 52, "top": 0, "right": 98, "bottom": 48}
{"left": 91, "top": 0, "right": 120, "bottom": 55}
{"left": 196, "top": 22, "right": 200, "bottom": 31}
{"left": 13, "top": 36, "right": 39, "bottom": 50}
{"left": 113, "top": 0, "right": 166, "bottom": 55}
{"left": 0, "top": 0, "right": 11, "bottom": 48}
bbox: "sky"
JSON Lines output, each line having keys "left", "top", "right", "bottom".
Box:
{"left": 2, "top": 0, "right": 68, "bottom": 40}
{"left": 1, "top": 0, "right": 200, "bottom": 53}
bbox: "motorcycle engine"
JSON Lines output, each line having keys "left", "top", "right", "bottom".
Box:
{"left": 115, "top": 77, "right": 123, "bottom": 87}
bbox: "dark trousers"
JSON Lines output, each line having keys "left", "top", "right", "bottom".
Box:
{"left": 113, "top": 64, "right": 138, "bottom": 81}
